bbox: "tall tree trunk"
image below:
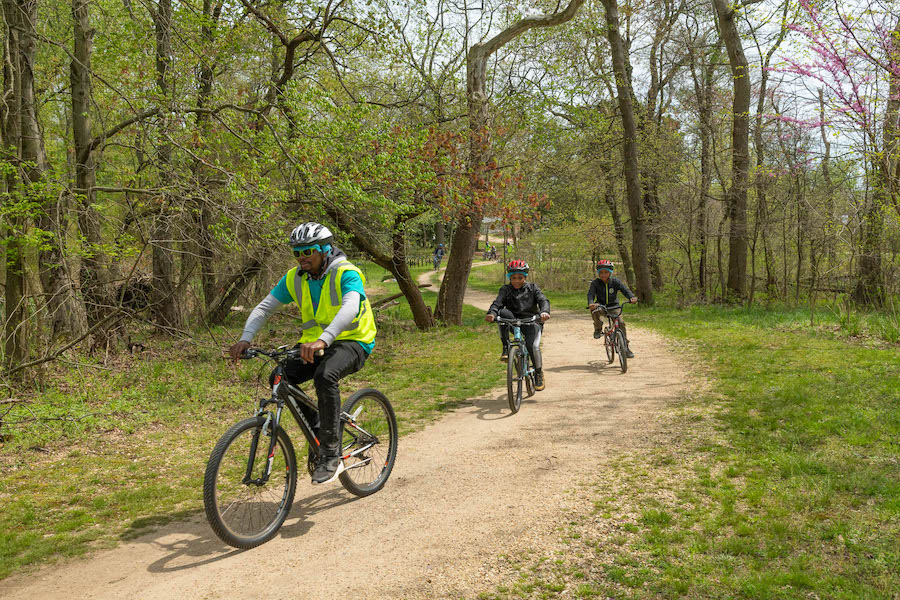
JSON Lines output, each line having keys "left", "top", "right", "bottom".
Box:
{"left": 436, "top": 0, "right": 587, "bottom": 323}
{"left": 17, "top": 0, "right": 81, "bottom": 341}
{"left": 72, "top": 0, "right": 115, "bottom": 342}
{"left": 689, "top": 37, "right": 719, "bottom": 300}
{"left": 434, "top": 220, "right": 445, "bottom": 247}
{"left": 150, "top": 0, "right": 181, "bottom": 328}
{"left": 712, "top": 0, "right": 751, "bottom": 300}
{"left": 2, "top": 0, "right": 27, "bottom": 369}
{"left": 602, "top": 173, "right": 635, "bottom": 289}
{"left": 193, "top": 0, "right": 223, "bottom": 312}
{"left": 600, "top": 0, "right": 653, "bottom": 303}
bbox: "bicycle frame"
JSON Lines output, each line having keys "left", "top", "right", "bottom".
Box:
{"left": 496, "top": 316, "right": 539, "bottom": 379}
{"left": 596, "top": 306, "right": 623, "bottom": 343}
{"left": 243, "top": 348, "right": 380, "bottom": 485}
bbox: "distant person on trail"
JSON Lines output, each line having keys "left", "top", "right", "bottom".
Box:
{"left": 433, "top": 243, "right": 444, "bottom": 270}
{"left": 588, "top": 259, "right": 637, "bottom": 358}
{"left": 228, "top": 222, "right": 376, "bottom": 485}
{"left": 485, "top": 260, "right": 551, "bottom": 391}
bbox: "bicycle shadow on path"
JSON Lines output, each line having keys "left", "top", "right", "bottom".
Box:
{"left": 470, "top": 391, "right": 537, "bottom": 421}
{"left": 142, "top": 486, "right": 356, "bottom": 575}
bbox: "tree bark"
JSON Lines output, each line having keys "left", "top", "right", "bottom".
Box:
{"left": 603, "top": 180, "right": 635, "bottom": 290}
{"left": 599, "top": 0, "right": 653, "bottom": 303}
{"left": 20, "top": 0, "right": 82, "bottom": 340}
{"left": 72, "top": 0, "right": 116, "bottom": 342}
{"left": 2, "top": 0, "right": 28, "bottom": 369}
{"left": 150, "top": 0, "right": 182, "bottom": 328}
{"left": 193, "top": 0, "right": 223, "bottom": 312}
{"left": 712, "top": 0, "right": 751, "bottom": 300}
{"left": 688, "top": 35, "right": 719, "bottom": 300}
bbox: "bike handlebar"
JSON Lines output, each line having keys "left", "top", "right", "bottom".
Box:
{"left": 241, "top": 346, "right": 325, "bottom": 360}
{"left": 494, "top": 315, "right": 542, "bottom": 326}
{"left": 588, "top": 305, "right": 624, "bottom": 314}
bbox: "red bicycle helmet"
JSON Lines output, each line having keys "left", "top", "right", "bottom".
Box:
{"left": 596, "top": 259, "right": 614, "bottom": 272}
{"left": 506, "top": 260, "right": 530, "bottom": 274}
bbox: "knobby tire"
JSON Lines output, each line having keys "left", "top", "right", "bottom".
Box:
{"left": 605, "top": 330, "right": 615, "bottom": 363}
{"left": 204, "top": 416, "right": 297, "bottom": 549}
{"left": 338, "top": 388, "right": 398, "bottom": 497}
{"left": 616, "top": 330, "right": 628, "bottom": 373}
{"left": 507, "top": 346, "right": 523, "bottom": 413}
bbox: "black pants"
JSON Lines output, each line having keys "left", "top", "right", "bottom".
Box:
{"left": 283, "top": 341, "right": 367, "bottom": 457}
{"left": 592, "top": 310, "right": 628, "bottom": 342}
{"left": 497, "top": 308, "right": 543, "bottom": 370}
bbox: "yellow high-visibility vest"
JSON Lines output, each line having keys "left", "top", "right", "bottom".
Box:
{"left": 284, "top": 260, "right": 376, "bottom": 345}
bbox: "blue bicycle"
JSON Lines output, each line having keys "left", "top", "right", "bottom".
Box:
{"left": 495, "top": 315, "right": 539, "bottom": 413}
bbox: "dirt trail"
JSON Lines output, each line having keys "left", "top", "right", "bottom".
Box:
{"left": 0, "top": 268, "right": 693, "bottom": 600}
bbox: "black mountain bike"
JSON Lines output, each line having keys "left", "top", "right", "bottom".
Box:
{"left": 590, "top": 305, "right": 628, "bottom": 373}
{"left": 203, "top": 346, "right": 398, "bottom": 549}
{"left": 495, "top": 315, "right": 539, "bottom": 413}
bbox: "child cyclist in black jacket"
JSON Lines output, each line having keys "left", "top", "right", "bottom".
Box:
{"left": 589, "top": 259, "right": 638, "bottom": 358}
{"left": 486, "top": 260, "right": 551, "bottom": 390}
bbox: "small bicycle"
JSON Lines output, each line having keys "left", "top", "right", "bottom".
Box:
{"left": 590, "top": 305, "right": 628, "bottom": 373}
{"left": 495, "top": 315, "right": 540, "bottom": 413}
{"left": 203, "top": 345, "right": 398, "bottom": 549}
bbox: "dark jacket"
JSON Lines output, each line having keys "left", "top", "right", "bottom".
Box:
{"left": 488, "top": 282, "right": 551, "bottom": 318}
{"left": 588, "top": 276, "right": 634, "bottom": 307}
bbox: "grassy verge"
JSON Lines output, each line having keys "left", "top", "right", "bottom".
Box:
{"left": 483, "top": 305, "right": 900, "bottom": 599}
{"left": 0, "top": 277, "right": 502, "bottom": 580}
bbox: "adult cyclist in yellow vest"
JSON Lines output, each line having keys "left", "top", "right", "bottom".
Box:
{"left": 229, "top": 222, "right": 376, "bottom": 485}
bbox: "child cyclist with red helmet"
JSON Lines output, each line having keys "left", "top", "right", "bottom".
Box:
{"left": 589, "top": 260, "right": 637, "bottom": 358}
{"left": 485, "top": 260, "right": 551, "bottom": 390}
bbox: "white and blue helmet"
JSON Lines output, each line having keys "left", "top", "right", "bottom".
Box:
{"left": 288, "top": 222, "right": 333, "bottom": 248}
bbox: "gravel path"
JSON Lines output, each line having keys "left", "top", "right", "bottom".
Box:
{"left": 0, "top": 268, "right": 693, "bottom": 600}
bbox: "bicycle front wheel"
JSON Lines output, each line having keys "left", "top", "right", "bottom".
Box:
{"left": 616, "top": 330, "right": 628, "bottom": 373}
{"left": 507, "top": 346, "right": 523, "bottom": 413}
{"left": 339, "top": 389, "right": 398, "bottom": 497}
{"left": 204, "top": 416, "right": 297, "bottom": 549}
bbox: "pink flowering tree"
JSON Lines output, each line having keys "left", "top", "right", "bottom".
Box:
{"left": 777, "top": 0, "right": 900, "bottom": 305}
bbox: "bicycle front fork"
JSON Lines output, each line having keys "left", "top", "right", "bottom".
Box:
{"left": 244, "top": 405, "right": 284, "bottom": 486}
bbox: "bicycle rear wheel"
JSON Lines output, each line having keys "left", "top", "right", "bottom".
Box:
{"left": 605, "top": 331, "right": 615, "bottom": 363}
{"left": 507, "top": 346, "right": 523, "bottom": 413}
{"left": 204, "top": 416, "right": 297, "bottom": 549}
{"left": 616, "top": 330, "right": 628, "bottom": 373}
{"left": 338, "top": 389, "right": 398, "bottom": 497}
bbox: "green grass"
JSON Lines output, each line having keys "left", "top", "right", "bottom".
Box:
{"left": 490, "top": 304, "right": 900, "bottom": 599}
{"left": 0, "top": 279, "right": 502, "bottom": 580}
